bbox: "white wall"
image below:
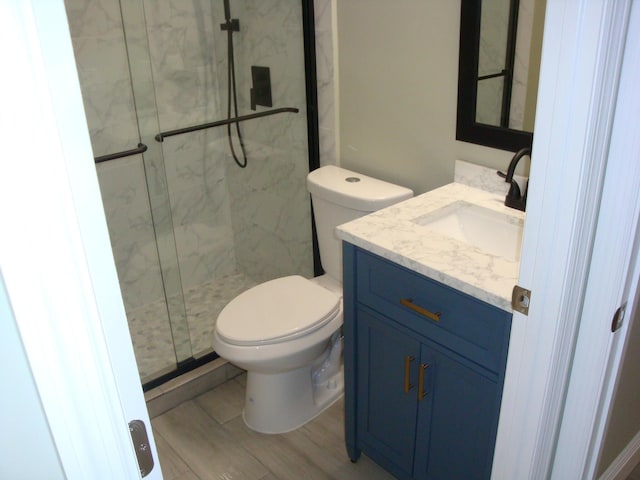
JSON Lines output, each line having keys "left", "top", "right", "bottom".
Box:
{"left": 336, "top": 0, "right": 517, "bottom": 195}
{"left": 0, "top": 276, "right": 65, "bottom": 479}
{"left": 597, "top": 293, "right": 640, "bottom": 475}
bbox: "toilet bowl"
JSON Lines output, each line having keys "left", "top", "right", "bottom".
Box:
{"left": 214, "top": 274, "right": 343, "bottom": 433}
{"left": 212, "top": 165, "right": 413, "bottom": 434}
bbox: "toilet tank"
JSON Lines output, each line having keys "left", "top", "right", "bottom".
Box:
{"left": 306, "top": 166, "right": 413, "bottom": 282}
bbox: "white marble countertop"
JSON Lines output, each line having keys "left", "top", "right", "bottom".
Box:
{"left": 336, "top": 182, "right": 525, "bottom": 312}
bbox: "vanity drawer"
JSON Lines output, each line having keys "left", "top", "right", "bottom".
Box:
{"left": 354, "top": 249, "right": 511, "bottom": 372}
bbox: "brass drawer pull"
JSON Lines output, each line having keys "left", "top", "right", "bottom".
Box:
{"left": 404, "top": 355, "right": 415, "bottom": 394}
{"left": 418, "top": 363, "right": 430, "bottom": 401}
{"left": 400, "top": 298, "right": 441, "bottom": 322}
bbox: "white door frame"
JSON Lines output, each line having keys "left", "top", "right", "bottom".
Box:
{"left": 552, "top": 1, "right": 640, "bottom": 477}
{"left": 492, "top": 0, "right": 636, "bottom": 478}
{"left": 1, "top": 1, "right": 160, "bottom": 478}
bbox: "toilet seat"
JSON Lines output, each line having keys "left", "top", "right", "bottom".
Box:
{"left": 216, "top": 275, "right": 340, "bottom": 346}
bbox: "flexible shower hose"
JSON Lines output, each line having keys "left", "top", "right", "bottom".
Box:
{"left": 225, "top": 21, "right": 248, "bottom": 168}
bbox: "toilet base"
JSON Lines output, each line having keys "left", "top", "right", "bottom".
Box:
{"left": 242, "top": 365, "right": 344, "bottom": 434}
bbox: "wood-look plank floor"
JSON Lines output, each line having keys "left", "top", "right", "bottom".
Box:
{"left": 151, "top": 374, "right": 395, "bottom": 480}
{"left": 151, "top": 374, "right": 640, "bottom": 480}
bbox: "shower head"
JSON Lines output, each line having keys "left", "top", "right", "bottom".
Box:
{"left": 223, "top": 0, "right": 231, "bottom": 21}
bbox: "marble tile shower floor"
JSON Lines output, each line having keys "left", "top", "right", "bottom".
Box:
{"left": 152, "top": 374, "right": 396, "bottom": 480}
{"left": 128, "top": 272, "right": 257, "bottom": 381}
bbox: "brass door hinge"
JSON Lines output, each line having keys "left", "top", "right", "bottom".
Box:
{"left": 512, "top": 285, "right": 531, "bottom": 315}
{"left": 129, "top": 420, "right": 154, "bottom": 477}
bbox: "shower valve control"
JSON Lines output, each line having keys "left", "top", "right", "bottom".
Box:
{"left": 251, "top": 66, "right": 273, "bottom": 110}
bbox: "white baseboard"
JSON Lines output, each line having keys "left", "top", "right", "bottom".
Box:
{"left": 599, "top": 430, "right": 640, "bottom": 480}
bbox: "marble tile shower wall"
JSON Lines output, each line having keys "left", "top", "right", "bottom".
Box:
{"left": 314, "top": 0, "right": 338, "bottom": 166}
{"left": 64, "top": 0, "right": 168, "bottom": 312}
{"left": 64, "top": 0, "right": 139, "bottom": 156}
{"left": 65, "top": 0, "right": 318, "bottom": 311}
{"left": 215, "top": 0, "right": 314, "bottom": 283}
{"left": 510, "top": 0, "right": 536, "bottom": 129}
{"left": 143, "top": 0, "right": 238, "bottom": 291}
{"left": 476, "top": 0, "right": 534, "bottom": 130}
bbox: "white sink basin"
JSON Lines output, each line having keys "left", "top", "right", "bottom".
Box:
{"left": 412, "top": 201, "right": 524, "bottom": 261}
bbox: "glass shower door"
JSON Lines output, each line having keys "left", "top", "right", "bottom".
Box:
{"left": 140, "top": 0, "right": 315, "bottom": 361}
{"left": 65, "top": 0, "right": 317, "bottom": 385}
{"left": 65, "top": 0, "right": 192, "bottom": 383}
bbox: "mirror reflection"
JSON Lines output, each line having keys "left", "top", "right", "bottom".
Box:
{"left": 457, "top": 0, "right": 545, "bottom": 151}
{"left": 476, "top": 0, "right": 545, "bottom": 132}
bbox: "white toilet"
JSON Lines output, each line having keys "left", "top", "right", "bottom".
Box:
{"left": 212, "top": 165, "right": 413, "bottom": 433}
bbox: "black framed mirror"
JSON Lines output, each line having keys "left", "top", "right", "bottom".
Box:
{"left": 457, "top": 0, "right": 543, "bottom": 152}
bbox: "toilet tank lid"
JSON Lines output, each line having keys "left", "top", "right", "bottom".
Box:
{"left": 307, "top": 166, "right": 413, "bottom": 212}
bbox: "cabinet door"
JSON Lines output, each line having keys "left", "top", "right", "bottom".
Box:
{"left": 356, "top": 309, "right": 422, "bottom": 477}
{"left": 414, "top": 345, "right": 500, "bottom": 480}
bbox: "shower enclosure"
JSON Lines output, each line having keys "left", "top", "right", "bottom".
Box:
{"left": 64, "top": 0, "right": 319, "bottom": 386}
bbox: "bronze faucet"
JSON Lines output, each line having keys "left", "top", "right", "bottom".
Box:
{"left": 498, "top": 148, "right": 531, "bottom": 211}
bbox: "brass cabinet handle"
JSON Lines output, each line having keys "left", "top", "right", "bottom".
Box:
{"left": 404, "top": 355, "right": 415, "bottom": 394}
{"left": 400, "top": 298, "right": 441, "bottom": 322}
{"left": 418, "top": 363, "right": 430, "bottom": 401}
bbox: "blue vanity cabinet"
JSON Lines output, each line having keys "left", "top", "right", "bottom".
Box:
{"left": 343, "top": 243, "right": 512, "bottom": 480}
{"left": 354, "top": 308, "right": 423, "bottom": 475}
